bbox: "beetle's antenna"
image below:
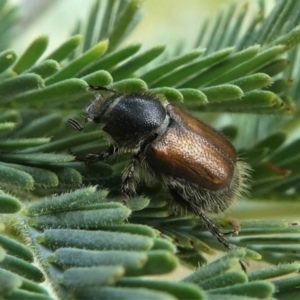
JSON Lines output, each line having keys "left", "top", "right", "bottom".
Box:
{"left": 87, "top": 85, "right": 118, "bottom": 93}
{"left": 68, "top": 117, "right": 87, "bottom": 131}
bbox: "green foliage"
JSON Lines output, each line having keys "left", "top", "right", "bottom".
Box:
{"left": 1, "top": 0, "right": 300, "bottom": 299}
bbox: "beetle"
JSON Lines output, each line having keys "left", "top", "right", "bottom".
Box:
{"left": 69, "top": 86, "right": 249, "bottom": 254}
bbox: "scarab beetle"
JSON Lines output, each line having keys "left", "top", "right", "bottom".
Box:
{"left": 69, "top": 86, "right": 249, "bottom": 254}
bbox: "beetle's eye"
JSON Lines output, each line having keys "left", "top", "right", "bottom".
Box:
{"left": 93, "top": 115, "right": 101, "bottom": 123}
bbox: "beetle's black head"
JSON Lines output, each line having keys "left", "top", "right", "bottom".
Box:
{"left": 84, "top": 93, "right": 116, "bottom": 123}
{"left": 84, "top": 91, "right": 167, "bottom": 148}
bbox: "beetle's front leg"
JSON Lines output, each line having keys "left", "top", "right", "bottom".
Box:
{"left": 121, "top": 136, "right": 156, "bottom": 201}
{"left": 121, "top": 154, "right": 139, "bottom": 199}
{"left": 85, "top": 145, "right": 118, "bottom": 164}
{"left": 70, "top": 145, "right": 118, "bottom": 164}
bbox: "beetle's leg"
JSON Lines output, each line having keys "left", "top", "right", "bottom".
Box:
{"left": 168, "top": 188, "right": 231, "bottom": 249}
{"left": 168, "top": 187, "right": 247, "bottom": 272}
{"left": 121, "top": 134, "right": 158, "bottom": 198}
{"left": 85, "top": 145, "right": 119, "bottom": 164}
{"left": 70, "top": 145, "right": 118, "bottom": 164}
{"left": 197, "top": 211, "right": 231, "bottom": 251}
{"left": 198, "top": 212, "right": 246, "bottom": 272}
{"left": 121, "top": 154, "right": 139, "bottom": 198}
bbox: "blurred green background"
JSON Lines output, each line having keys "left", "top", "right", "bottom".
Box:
{"left": 11, "top": 0, "right": 273, "bottom": 52}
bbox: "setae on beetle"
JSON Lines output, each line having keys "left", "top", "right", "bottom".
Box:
{"left": 68, "top": 86, "right": 249, "bottom": 253}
